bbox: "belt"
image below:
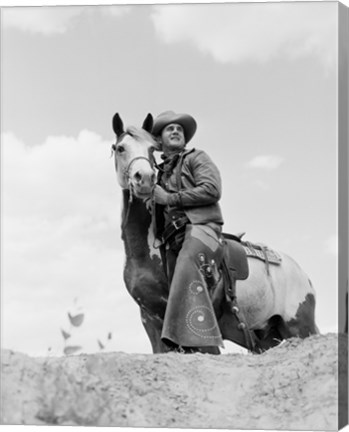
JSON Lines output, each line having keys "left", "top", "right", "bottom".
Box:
{"left": 162, "top": 215, "right": 189, "bottom": 243}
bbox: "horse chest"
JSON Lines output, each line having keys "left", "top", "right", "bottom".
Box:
{"left": 146, "top": 222, "right": 162, "bottom": 261}
{"left": 123, "top": 254, "right": 167, "bottom": 312}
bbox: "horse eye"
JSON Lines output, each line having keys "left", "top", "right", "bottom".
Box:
{"left": 117, "top": 145, "right": 125, "bottom": 154}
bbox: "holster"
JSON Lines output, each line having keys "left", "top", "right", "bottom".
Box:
{"left": 162, "top": 215, "right": 189, "bottom": 243}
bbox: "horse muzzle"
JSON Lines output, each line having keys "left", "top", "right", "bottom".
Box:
{"left": 132, "top": 168, "right": 155, "bottom": 187}
{"left": 124, "top": 155, "right": 156, "bottom": 199}
{"left": 130, "top": 170, "right": 155, "bottom": 199}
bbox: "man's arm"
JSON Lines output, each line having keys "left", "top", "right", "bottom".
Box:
{"left": 155, "top": 150, "right": 222, "bottom": 208}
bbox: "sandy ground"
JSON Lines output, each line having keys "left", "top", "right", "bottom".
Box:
{"left": 1, "top": 333, "right": 347, "bottom": 430}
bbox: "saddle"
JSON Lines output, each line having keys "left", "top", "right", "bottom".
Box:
{"left": 242, "top": 241, "right": 282, "bottom": 265}
{"left": 222, "top": 233, "right": 249, "bottom": 281}
{"left": 222, "top": 232, "right": 282, "bottom": 282}
{"left": 219, "top": 233, "right": 282, "bottom": 352}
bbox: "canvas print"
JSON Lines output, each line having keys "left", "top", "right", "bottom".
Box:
{"left": 1, "top": 0, "right": 348, "bottom": 430}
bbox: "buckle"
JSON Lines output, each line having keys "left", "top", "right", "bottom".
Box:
{"left": 172, "top": 219, "right": 182, "bottom": 230}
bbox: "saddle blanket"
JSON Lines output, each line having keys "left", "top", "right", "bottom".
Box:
{"left": 242, "top": 241, "right": 282, "bottom": 265}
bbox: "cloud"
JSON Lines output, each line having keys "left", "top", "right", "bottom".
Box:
{"left": 2, "top": 131, "right": 120, "bottom": 221}
{"left": 253, "top": 180, "right": 270, "bottom": 191}
{"left": 2, "top": 5, "right": 131, "bottom": 35}
{"left": 1, "top": 131, "right": 148, "bottom": 355}
{"left": 150, "top": 2, "right": 336, "bottom": 67}
{"left": 246, "top": 155, "right": 284, "bottom": 170}
{"left": 325, "top": 235, "right": 338, "bottom": 255}
{"left": 2, "top": 6, "right": 86, "bottom": 35}
{"left": 100, "top": 5, "right": 132, "bottom": 17}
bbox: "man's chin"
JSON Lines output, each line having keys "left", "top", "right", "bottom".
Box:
{"left": 168, "top": 142, "right": 185, "bottom": 150}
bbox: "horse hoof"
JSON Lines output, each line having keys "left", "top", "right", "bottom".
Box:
{"left": 232, "top": 306, "right": 239, "bottom": 314}
{"left": 238, "top": 322, "right": 246, "bottom": 330}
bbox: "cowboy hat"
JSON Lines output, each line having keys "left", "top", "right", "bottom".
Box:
{"left": 152, "top": 111, "right": 197, "bottom": 143}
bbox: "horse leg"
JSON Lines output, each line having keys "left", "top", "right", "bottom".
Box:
{"left": 253, "top": 292, "right": 319, "bottom": 350}
{"left": 140, "top": 308, "right": 171, "bottom": 353}
{"left": 253, "top": 300, "right": 320, "bottom": 352}
{"left": 253, "top": 293, "right": 319, "bottom": 349}
{"left": 254, "top": 315, "right": 286, "bottom": 350}
{"left": 279, "top": 293, "right": 319, "bottom": 338}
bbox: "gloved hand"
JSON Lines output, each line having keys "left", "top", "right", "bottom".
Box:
{"left": 153, "top": 185, "right": 170, "bottom": 205}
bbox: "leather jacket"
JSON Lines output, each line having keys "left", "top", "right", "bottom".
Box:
{"left": 155, "top": 148, "right": 224, "bottom": 241}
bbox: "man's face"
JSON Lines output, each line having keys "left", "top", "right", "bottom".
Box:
{"left": 161, "top": 123, "right": 186, "bottom": 154}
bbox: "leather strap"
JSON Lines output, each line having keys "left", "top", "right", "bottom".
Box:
{"left": 162, "top": 216, "right": 189, "bottom": 242}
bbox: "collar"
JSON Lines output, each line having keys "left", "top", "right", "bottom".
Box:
{"left": 161, "top": 147, "right": 194, "bottom": 160}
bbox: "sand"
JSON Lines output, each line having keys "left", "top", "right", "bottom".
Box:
{"left": 1, "top": 333, "right": 347, "bottom": 430}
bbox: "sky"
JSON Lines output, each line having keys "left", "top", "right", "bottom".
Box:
{"left": 0, "top": 0, "right": 345, "bottom": 357}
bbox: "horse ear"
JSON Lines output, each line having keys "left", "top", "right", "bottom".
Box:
{"left": 112, "top": 113, "right": 125, "bottom": 136}
{"left": 142, "top": 113, "right": 153, "bottom": 133}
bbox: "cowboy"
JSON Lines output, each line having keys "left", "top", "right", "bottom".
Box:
{"left": 152, "top": 111, "right": 225, "bottom": 353}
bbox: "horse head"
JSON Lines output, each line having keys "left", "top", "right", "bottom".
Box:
{"left": 112, "top": 113, "right": 159, "bottom": 200}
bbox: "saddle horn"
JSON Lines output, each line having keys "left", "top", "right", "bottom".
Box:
{"left": 142, "top": 113, "right": 153, "bottom": 133}
{"left": 112, "top": 113, "right": 125, "bottom": 137}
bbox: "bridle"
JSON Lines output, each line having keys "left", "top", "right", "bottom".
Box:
{"left": 111, "top": 133, "right": 156, "bottom": 189}
{"left": 111, "top": 140, "right": 157, "bottom": 230}
{"left": 124, "top": 156, "right": 154, "bottom": 187}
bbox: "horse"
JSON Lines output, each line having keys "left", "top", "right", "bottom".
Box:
{"left": 111, "top": 112, "right": 319, "bottom": 354}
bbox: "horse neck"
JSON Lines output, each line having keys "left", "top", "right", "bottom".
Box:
{"left": 121, "top": 189, "right": 152, "bottom": 259}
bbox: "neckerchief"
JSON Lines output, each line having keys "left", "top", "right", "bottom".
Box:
{"left": 161, "top": 152, "right": 181, "bottom": 176}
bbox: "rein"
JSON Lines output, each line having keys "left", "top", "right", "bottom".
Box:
{"left": 124, "top": 156, "right": 153, "bottom": 184}
{"left": 111, "top": 134, "right": 156, "bottom": 186}
{"left": 114, "top": 152, "right": 155, "bottom": 231}
{"left": 110, "top": 133, "right": 158, "bottom": 238}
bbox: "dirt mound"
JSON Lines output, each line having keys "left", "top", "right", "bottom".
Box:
{"left": 1, "top": 333, "right": 347, "bottom": 430}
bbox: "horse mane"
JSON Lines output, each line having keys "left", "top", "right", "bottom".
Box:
{"left": 126, "top": 126, "right": 161, "bottom": 151}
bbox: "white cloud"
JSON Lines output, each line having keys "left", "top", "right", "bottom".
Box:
{"left": 151, "top": 2, "right": 337, "bottom": 67}
{"left": 2, "top": 5, "right": 131, "bottom": 35}
{"left": 246, "top": 155, "right": 284, "bottom": 170}
{"left": 253, "top": 180, "right": 270, "bottom": 191}
{"left": 325, "top": 234, "right": 338, "bottom": 255}
{"left": 2, "top": 130, "right": 119, "bottom": 220}
{"left": 2, "top": 6, "right": 86, "bottom": 35}
{"left": 100, "top": 5, "right": 132, "bottom": 17}
{"left": 1, "top": 131, "right": 150, "bottom": 356}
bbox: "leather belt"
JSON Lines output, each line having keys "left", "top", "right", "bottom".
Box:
{"left": 162, "top": 215, "right": 189, "bottom": 243}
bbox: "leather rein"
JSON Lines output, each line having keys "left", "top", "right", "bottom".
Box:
{"left": 111, "top": 140, "right": 157, "bottom": 230}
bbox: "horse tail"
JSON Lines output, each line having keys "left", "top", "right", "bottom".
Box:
{"left": 307, "top": 278, "right": 321, "bottom": 334}
{"left": 307, "top": 277, "right": 317, "bottom": 295}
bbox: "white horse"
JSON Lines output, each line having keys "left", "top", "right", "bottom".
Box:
{"left": 111, "top": 113, "right": 319, "bottom": 353}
